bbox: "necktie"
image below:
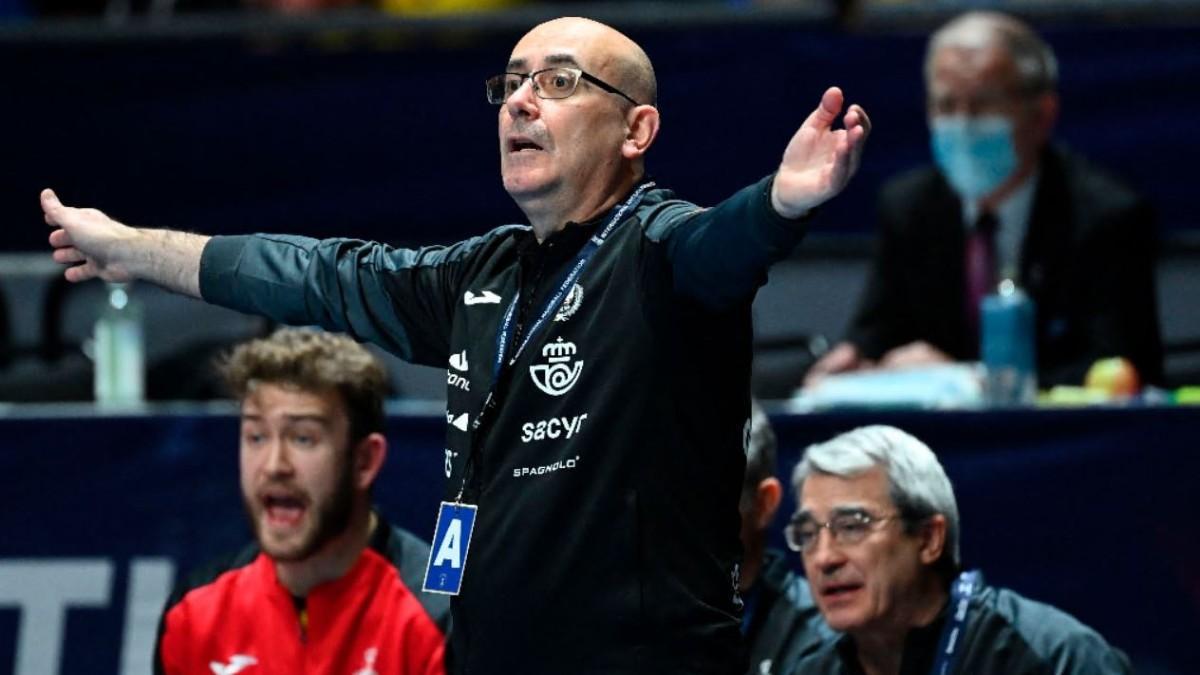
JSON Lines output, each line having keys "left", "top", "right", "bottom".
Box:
{"left": 964, "top": 211, "right": 999, "bottom": 339}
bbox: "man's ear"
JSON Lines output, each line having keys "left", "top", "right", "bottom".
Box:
{"left": 755, "top": 477, "right": 783, "bottom": 529}
{"left": 622, "top": 105, "right": 660, "bottom": 160}
{"left": 918, "top": 513, "right": 948, "bottom": 566}
{"left": 352, "top": 432, "right": 388, "bottom": 492}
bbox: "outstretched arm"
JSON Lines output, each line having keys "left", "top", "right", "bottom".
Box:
{"left": 42, "top": 189, "right": 209, "bottom": 298}
{"left": 653, "top": 87, "right": 871, "bottom": 310}
{"left": 771, "top": 86, "right": 871, "bottom": 219}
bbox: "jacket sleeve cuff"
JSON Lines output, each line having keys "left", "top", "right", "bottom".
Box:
{"left": 762, "top": 173, "right": 818, "bottom": 226}
{"left": 198, "top": 235, "right": 253, "bottom": 307}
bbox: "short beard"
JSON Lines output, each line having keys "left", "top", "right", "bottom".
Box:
{"left": 244, "top": 456, "right": 357, "bottom": 563}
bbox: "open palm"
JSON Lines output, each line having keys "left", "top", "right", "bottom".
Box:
{"left": 771, "top": 87, "right": 871, "bottom": 219}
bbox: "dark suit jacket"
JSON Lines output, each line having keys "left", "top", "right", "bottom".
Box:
{"left": 846, "top": 145, "right": 1163, "bottom": 386}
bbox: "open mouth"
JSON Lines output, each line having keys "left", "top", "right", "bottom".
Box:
{"left": 262, "top": 492, "right": 307, "bottom": 528}
{"left": 820, "top": 582, "right": 863, "bottom": 601}
{"left": 507, "top": 137, "right": 544, "bottom": 153}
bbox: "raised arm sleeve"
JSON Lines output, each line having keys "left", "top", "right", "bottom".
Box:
{"left": 647, "top": 175, "right": 809, "bottom": 311}
{"left": 199, "top": 233, "right": 487, "bottom": 367}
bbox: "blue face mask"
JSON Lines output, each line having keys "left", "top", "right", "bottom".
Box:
{"left": 930, "top": 115, "right": 1018, "bottom": 202}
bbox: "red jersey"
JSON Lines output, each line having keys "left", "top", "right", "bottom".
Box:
{"left": 157, "top": 525, "right": 447, "bottom": 675}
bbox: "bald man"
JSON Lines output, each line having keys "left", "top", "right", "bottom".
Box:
{"left": 43, "top": 17, "right": 869, "bottom": 675}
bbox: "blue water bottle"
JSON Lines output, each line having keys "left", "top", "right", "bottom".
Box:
{"left": 980, "top": 278, "right": 1036, "bottom": 407}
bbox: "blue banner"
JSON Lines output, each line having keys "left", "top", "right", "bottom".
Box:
{"left": 1, "top": 407, "right": 1197, "bottom": 673}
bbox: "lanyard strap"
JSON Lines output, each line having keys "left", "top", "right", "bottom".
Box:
{"left": 490, "top": 180, "right": 655, "bottom": 381}
{"left": 930, "top": 569, "right": 980, "bottom": 675}
{"left": 454, "top": 181, "right": 656, "bottom": 503}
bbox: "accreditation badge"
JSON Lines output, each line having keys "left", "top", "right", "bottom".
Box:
{"left": 422, "top": 501, "right": 478, "bottom": 595}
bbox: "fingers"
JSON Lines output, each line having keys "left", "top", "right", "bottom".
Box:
{"left": 841, "top": 103, "right": 870, "bottom": 178}
{"left": 52, "top": 247, "right": 86, "bottom": 264}
{"left": 50, "top": 240, "right": 96, "bottom": 283}
{"left": 48, "top": 228, "right": 73, "bottom": 248}
{"left": 64, "top": 261, "right": 99, "bottom": 283}
{"left": 840, "top": 105, "right": 869, "bottom": 150}
{"left": 844, "top": 104, "right": 871, "bottom": 135}
{"left": 43, "top": 189, "right": 99, "bottom": 283}
{"left": 802, "top": 86, "right": 845, "bottom": 132}
{"left": 42, "top": 188, "right": 76, "bottom": 232}
{"left": 41, "top": 188, "right": 62, "bottom": 211}
{"left": 803, "top": 342, "right": 862, "bottom": 388}
{"left": 41, "top": 189, "right": 66, "bottom": 226}
{"left": 879, "top": 344, "right": 916, "bottom": 369}
{"left": 879, "top": 341, "right": 950, "bottom": 369}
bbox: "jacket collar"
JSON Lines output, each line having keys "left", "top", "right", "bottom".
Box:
{"left": 514, "top": 177, "right": 656, "bottom": 260}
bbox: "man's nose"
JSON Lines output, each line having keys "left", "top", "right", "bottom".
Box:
{"left": 505, "top": 77, "right": 540, "bottom": 117}
{"left": 807, "top": 528, "right": 847, "bottom": 573}
{"left": 261, "top": 439, "right": 293, "bottom": 477}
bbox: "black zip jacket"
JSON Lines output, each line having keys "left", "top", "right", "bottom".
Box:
{"left": 200, "top": 176, "right": 808, "bottom": 675}
{"left": 743, "top": 549, "right": 834, "bottom": 675}
{"left": 790, "top": 572, "right": 1131, "bottom": 675}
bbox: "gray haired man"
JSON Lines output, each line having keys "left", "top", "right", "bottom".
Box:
{"left": 785, "top": 425, "right": 1129, "bottom": 675}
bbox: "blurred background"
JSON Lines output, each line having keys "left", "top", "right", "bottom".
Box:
{"left": 3, "top": 0, "right": 1200, "bottom": 402}
{"left": 1, "top": 1, "right": 1198, "bottom": 674}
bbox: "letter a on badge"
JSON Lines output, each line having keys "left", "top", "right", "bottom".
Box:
{"left": 423, "top": 502, "right": 477, "bottom": 595}
{"left": 434, "top": 520, "right": 462, "bottom": 568}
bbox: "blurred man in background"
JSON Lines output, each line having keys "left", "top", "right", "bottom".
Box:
{"left": 786, "top": 425, "right": 1129, "bottom": 675}
{"left": 806, "top": 10, "right": 1162, "bottom": 389}
{"left": 739, "top": 403, "right": 832, "bottom": 675}
{"left": 155, "top": 328, "right": 449, "bottom": 674}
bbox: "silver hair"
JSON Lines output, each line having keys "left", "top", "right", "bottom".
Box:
{"left": 924, "top": 11, "right": 1059, "bottom": 96}
{"left": 791, "top": 425, "right": 961, "bottom": 569}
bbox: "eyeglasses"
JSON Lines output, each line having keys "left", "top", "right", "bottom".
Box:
{"left": 486, "top": 67, "right": 641, "bottom": 106}
{"left": 785, "top": 509, "right": 900, "bottom": 554}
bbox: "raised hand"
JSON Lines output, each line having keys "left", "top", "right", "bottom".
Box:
{"left": 771, "top": 86, "right": 871, "bottom": 219}
{"left": 43, "top": 189, "right": 136, "bottom": 283}
{"left": 42, "top": 189, "right": 208, "bottom": 297}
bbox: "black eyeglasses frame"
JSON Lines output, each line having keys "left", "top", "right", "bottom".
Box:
{"left": 486, "top": 67, "right": 641, "bottom": 107}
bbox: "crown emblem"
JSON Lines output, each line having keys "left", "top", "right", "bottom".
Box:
{"left": 542, "top": 338, "right": 577, "bottom": 360}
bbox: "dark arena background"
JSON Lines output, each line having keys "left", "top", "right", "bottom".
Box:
{"left": 2, "top": 1, "right": 1199, "bottom": 673}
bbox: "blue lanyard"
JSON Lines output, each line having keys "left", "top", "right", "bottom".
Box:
{"left": 930, "top": 570, "right": 980, "bottom": 675}
{"left": 456, "top": 182, "right": 655, "bottom": 502}
{"left": 490, "top": 181, "right": 656, "bottom": 382}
